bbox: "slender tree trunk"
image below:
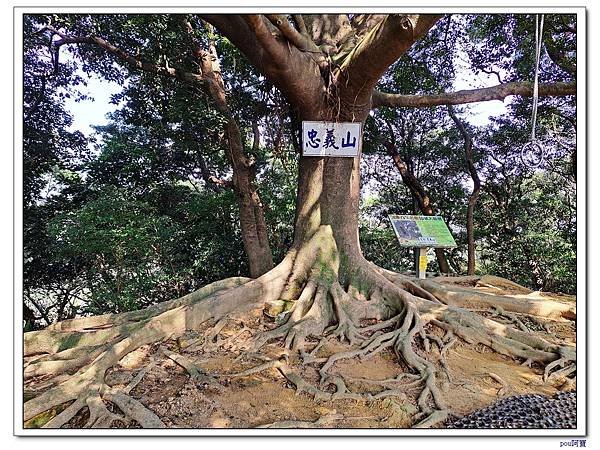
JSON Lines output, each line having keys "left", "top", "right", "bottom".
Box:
{"left": 225, "top": 118, "right": 275, "bottom": 277}
{"left": 465, "top": 184, "right": 480, "bottom": 275}
{"left": 186, "top": 19, "right": 274, "bottom": 277}
{"left": 448, "top": 106, "right": 481, "bottom": 275}
{"left": 384, "top": 140, "right": 451, "bottom": 274}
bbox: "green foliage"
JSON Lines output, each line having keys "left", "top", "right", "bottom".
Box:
{"left": 49, "top": 188, "right": 179, "bottom": 313}
{"left": 47, "top": 185, "right": 250, "bottom": 315}
{"left": 259, "top": 156, "right": 298, "bottom": 262}
{"left": 478, "top": 171, "right": 576, "bottom": 294}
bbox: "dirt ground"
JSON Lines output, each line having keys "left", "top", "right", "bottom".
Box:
{"left": 24, "top": 284, "right": 576, "bottom": 429}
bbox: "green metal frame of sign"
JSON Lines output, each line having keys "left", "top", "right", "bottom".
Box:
{"left": 389, "top": 215, "right": 457, "bottom": 248}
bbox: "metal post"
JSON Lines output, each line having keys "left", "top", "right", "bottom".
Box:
{"left": 417, "top": 247, "right": 428, "bottom": 279}
{"left": 413, "top": 247, "right": 419, "bottom": 277}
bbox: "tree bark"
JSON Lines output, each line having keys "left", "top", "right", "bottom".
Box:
{"left": 225, "top": 118, "right": 275, "bottom": 277}
{"left": 292, "top": 107, "right": 367, "bottom": 266}
{"left": 384, "top": 140, "right": 451, "bottom": 274}
{"left": 448, "top": 106, "right": 481, "bottom": 276}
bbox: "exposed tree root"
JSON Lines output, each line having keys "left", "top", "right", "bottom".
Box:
{"left": 413, "top": 409, "right": 449, "bottom": 428}
{"left": 23, "top": 262, "right": 292, "bottom": 425}
{"left": 224, "top": 356, "right": 288, "bottom": 379}
{"left": 486, "top": 372, "right": 510, "bottom": 397}
{"left": 42, "top": 397, "right": 87, "bottom": 429}
{"left": 24, "top": 343, "right": 110, "bottom": 380}
{"left": 41, "top": 277, "right": 252, "bottom": 334}
{"left": 543, "top": 347, "right": 577, "bottom": 382}
{"left": 161, "top": 347, "right": 224, "bottom": 391}
{"left": 102, "top": 391, "right": 165, "bottom": 428}
{"left": 257, "top": 413, "right": 344, "bottom": 428}
{"left": 23, "top": 238, "right": 576, "bottom": 429}
{"left": 417, "top": 278, "right": 575, "bottom": 320}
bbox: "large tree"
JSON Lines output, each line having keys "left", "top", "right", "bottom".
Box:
{"left": 23, "top": 13, "right": 577, "bottom": 428}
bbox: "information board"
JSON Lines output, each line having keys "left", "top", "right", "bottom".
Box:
{"left": 389, "top": 215, "right": 457, "bottom": 248}
{"left": 302, "top": 121, "right": 361, "bottom": 157}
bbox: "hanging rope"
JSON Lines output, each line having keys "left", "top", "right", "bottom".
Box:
{"left": 521, "top": 14, "right": 545, "bottom": 168}
{"left": 531, "top": 14, "right": 544, "bottom": 142}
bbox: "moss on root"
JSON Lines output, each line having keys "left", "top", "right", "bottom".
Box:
{"left": 57, "top": 333, "right": 83, "bottom": 352}
{"left": 24, "top": 402, "right": 70, "bottom": 428}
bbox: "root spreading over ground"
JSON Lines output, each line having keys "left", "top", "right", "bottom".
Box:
{"left": 23, "top": 228, "right": 576, "bottom": 429}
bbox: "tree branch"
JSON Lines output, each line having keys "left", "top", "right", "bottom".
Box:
{"left": 335, "top": 14, "right": 442, "bottom": 105}
{"left": 292, "top": 14, "right": 308, "bottom": 36}
{"left": 41, "top": 25, "right": 204, "bottom": 85}
{"left": 350, "top": 14, "right": 387, "bottom": 40}
{"left": 372, "top": 81, "right": 577, "bottom": 108}
{"left": 242, "top": 15, "right": 286, "bottom": 63}
{"left": 199, "top": 14, "right": 257, "bottom": 58}
{"left": 178, "top": 16, "right": 233, "bottom": 117}
{"left": 264, "top": 14, "right": 327, "bottom": 69}
{"left": 545, "top": 43, "right": 577, "bottom": 76}
{"left": 203, "top": 14, "right": 326, "bottom": 118}
{"left": 252, "top": 120, "right": 261, "bottom": 154}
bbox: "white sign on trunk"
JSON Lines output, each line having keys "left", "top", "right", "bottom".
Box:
{"left": 302, "top": 121, "right": 362, "bottom": 157}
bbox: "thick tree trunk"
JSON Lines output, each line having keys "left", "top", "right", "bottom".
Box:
{"left": 294, "top": 153, "right": 362, "bottom": 255}
{"left": 291, "top": 105, "right": 366, "bottom": 267}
